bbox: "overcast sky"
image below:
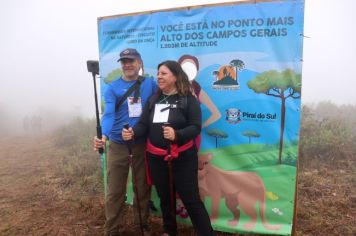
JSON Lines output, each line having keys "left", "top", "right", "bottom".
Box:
{"left": 0, "top": 0, "right": 355, "bottom": 119}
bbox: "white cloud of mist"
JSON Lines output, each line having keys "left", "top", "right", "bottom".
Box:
{"left": 302, "top": 0, "right": 356, "bottom": 105}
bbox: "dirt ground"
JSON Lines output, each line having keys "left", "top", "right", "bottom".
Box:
{"left": 0, "top": 135, "right": 354, "bottom": 236}
{"left": 0, "top": 136, "right": 224, "bottom": 236}
{"left": 0, "top": 136, "right": 100, "bottom": 235}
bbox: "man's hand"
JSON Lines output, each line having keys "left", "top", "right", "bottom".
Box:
{"left": 122, "top": 127, "right": 134, "bottom": 141}
{"left": 93, "top": 135, "right": 106, "bottom": 151}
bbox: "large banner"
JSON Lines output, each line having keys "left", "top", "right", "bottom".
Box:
{"left": 97, "top": 0, "right": 304, "bottom": 235}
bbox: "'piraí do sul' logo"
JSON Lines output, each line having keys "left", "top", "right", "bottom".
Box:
{"left": 225, "top": 108, "right": 241, "bottom": 124}
{"left": 225, "top": 108, "right": 278, "bottom": 124}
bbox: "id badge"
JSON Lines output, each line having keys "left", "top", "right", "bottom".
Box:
{"left": 127, "top": 97, "right": 142, "bottom": 117}
{"left": 153, "top": 104, "right": 170, "bottom": 123}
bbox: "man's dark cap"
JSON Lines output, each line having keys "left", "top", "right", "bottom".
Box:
{"left": 117, "top": 48, "right": 142, "bottom": 62}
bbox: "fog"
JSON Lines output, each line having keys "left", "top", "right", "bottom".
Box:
{"left": 1, "top": 0, "right": 355, "bottom": 134}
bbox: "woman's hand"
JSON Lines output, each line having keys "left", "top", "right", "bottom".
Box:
{"left": 93, "top": 135, "right": 106, "bottom": 151}
{"left": 122, "top": 127, "right": 134, "bottom": 141}
{"left": 163, "top": 126, "right": 176, "bottom": 141}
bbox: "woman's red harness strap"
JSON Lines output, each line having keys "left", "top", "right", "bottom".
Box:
{"left": 144, "top": 139, "right": 194, "bottom": 185}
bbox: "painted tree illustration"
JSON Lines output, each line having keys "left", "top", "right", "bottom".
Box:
{"left": 104, "top": 68, "right": 123, "bottom": 84}
{"left": 242, "top": 130, "right": 261, "bottom": 144}
{"left": 207, "top": 129, "right": 228, "bottom": 148}
{"left": 230, "top": 59, "right": 245, "bottom": 84}
{"left": 247, "top": 69, "right": 301, "bottom": 164}
{"left": 144, "top": 73, "right": 154, "bottom": 80}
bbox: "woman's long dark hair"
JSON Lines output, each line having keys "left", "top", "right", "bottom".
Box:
{"left": 157, "top": 60, "right": 193, "bottom": 96}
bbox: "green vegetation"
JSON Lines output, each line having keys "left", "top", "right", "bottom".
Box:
{"left": 297, "top": 102, "right": 356, "bottom": 236}
{"left": 49, "top": 101, "right": 356, "bottom": 235}
{"left": 52, "top": 117, "right": 102, "bottom": 195}
{"left": 299, "top": 102, "right": 356, "bottom": 165}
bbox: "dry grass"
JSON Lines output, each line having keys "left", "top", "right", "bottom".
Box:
{"left": 295, "top": 156, "right": 356, "bottom": 236}
{"left": 1, "top": 110, "right": 355, "bottom": 235}
{"left": 53, "top": 139, "right": 355, "bottom": 235}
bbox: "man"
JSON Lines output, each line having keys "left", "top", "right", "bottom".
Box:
{"left": 94, "top": 48, "right": 157, "bottom": 236}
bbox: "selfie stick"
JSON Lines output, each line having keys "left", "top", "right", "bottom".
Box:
{"left": 124, "top": 123, "right": 144, "bottom": 236}
{"left": 86, "top": 60, "right": 107, "bottom": 195}
{"left": 87, "top": 60, "right": 104, "bottom": 154}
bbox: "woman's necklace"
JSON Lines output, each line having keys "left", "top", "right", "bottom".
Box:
{"left": 158, "top": 91, "right": 177, "bottom": 104}
{"left": 158, "top": 94, "right": 172, "bottom": 104}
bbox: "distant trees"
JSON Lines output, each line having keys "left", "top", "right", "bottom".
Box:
{"left": 299, "top": 104, "right": 355, "bottom": 163}
{"left": 0, "top": 105, "right": 11, "bottom": 135}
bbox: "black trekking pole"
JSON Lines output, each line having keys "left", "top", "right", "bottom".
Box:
{"left": 86, "top": 60, "right": 107, "bottom": 195}
{"left": 163, "top": 122, "right": 177, "bottom": 231}
{"left": 123, "top": 123, "right": 144, "bottom": 236}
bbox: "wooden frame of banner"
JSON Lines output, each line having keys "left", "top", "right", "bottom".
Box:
{"left": 291, "top": 144, "right": 301, "bottom": 235}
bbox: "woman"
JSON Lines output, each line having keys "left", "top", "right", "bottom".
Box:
{"left": 122, "top": 60, "right": 214, "bottom": 236}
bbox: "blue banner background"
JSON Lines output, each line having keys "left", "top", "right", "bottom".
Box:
{"left": 98, "top": 1, "right": 304, "bottom": 235}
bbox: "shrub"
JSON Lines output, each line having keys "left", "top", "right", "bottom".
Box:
{"left": 52, "top": 117, "right": 102, "bottom": 194}
{"left": 299, "top": 104, "right": 356, "bottom": 166}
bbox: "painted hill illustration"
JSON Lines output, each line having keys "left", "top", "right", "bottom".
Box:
{"left": 213, "top": 76, "right": 238, "bottom": 85}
